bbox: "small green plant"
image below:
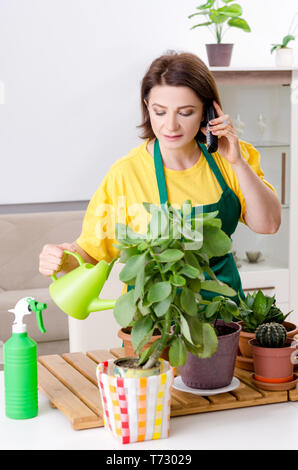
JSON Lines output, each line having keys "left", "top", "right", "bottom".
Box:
{"left": 188, "top": 0, "right": 251, "bottom": 44}
{"left": 255, "top": 322, "right": 287, "bottom": 348}
{"left": 270, "top": 13, "right": 298, "bottom": 54}
{"left": 113, "top": 200, "right": 239, "bottom": 370}
{"left": 234, "top": 290, "right": 291, "bottom": 333}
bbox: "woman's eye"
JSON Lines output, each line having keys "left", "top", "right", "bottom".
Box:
{"left": 153, "top": 111, "right": 194, "bottom": 117}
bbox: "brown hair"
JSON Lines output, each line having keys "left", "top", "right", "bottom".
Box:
{"left": 137, "top": 50, "right": 222, "bottom": 144}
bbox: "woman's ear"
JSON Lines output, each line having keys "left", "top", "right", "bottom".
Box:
{"left": 200, "top": 120, "right": 207, "bottom": 136}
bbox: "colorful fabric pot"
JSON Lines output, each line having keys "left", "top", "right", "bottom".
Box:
{"left": 96, "top": 358, "right": 174, "bottom": 444}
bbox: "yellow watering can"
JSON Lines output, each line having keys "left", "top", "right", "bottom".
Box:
{"left": 49, "top": 250, "right": 117, "bottom": 320}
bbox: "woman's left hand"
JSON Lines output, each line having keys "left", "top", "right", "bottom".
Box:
{"left": 202, "top": 100, "right": 242, "bottom": 165}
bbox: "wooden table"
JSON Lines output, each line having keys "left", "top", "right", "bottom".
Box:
{"left": 38, "top": 347, "right": 298, "bottom": 430}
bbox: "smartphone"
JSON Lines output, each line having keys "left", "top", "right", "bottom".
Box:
{"left": 206, "top": 103, "right": 218, "bottom": 154}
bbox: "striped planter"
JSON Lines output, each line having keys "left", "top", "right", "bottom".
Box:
{"left": 96, "top": 358, "right": 174, "bottom": 444}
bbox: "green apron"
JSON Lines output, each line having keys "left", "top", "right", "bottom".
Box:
{"left": 127, "top": 138, "right": 245, "bottom": 305}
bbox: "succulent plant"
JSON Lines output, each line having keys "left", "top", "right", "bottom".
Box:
{"left": 233, "top": 290, "right": 292, "bottom": 333}
{"left": 255, "top": 322, "right": 287, "bottom": 348}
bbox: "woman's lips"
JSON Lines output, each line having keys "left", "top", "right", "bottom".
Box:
{"left": 164, "top": 134, "right": 182, "bottom": 140}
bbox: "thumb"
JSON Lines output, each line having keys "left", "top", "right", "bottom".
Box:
{"left": 58, "top": 242, "right": 76, "bottom": 252}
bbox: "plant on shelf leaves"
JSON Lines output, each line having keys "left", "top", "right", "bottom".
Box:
{"left": 270, "top": 13, "right": 297, "bottom": 54}
{"left": 113, "top": 200, "right": 239, "bottom": 370}
{"left": 188, "top": 0, "right": 251, "bottom": 44}
{"left": 233, "top": 290, "right": 292, "bottom": 333}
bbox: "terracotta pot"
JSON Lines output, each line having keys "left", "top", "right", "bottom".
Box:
{"left": 205, "top": 43, "right": 233, "bottom": 67}
{"left": 249, "top": 338, "right": 298, "bottom": 383}
{"left": 179, "top": 320, "right": 241, "bottom": 389}
{"left": 238, "top": 321, "right": 298, "bottom": 359}
{"left": 118, "top": 327, "right": 169, "bottom": 361}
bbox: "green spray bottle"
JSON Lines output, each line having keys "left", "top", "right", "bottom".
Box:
{"left": 4, "top": 297, "right": 47, "bottom": 419}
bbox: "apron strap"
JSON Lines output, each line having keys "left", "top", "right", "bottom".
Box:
{"left": 198, "top": 142, "right": 228, "bottom": 193}
{"left": 154, "top": 139, "right": 169, "bottom": 204}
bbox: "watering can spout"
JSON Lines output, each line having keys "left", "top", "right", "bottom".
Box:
{"left": 87, "top": 298, "right": 116, "bottom": 314}
{"left": 49, "top": 251, "right": 118, "bottom": 320}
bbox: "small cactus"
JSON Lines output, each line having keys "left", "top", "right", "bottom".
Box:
{"left": 255, "top": 322, "right": 287, "bottom": 348}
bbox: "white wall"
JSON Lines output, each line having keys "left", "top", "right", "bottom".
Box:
{"left": 0, "top": 0, "right": 297, "bottom": 204}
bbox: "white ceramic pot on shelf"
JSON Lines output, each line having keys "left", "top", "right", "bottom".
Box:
{"left": 275, "top": 47, "right": 293, "bottom": 67}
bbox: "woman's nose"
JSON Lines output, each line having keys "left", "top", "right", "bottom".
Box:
{"left": 165, "top": 112, "right": 179, "bottom": 131}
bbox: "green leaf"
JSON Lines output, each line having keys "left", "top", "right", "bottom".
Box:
{"left": 148, "top": 281, "right": 172, "bottom": 303}
{"left": 190, "top": 21, "right": 213, "bottom": 30}
{"left": 181, "top": 200, "right": 192, "bottom": 217}
{"left": 203, "top": 264, "right": 218, "bottom": 281}
{"left": 201, "top": 280, "right": 236, "bottom": 297}
{"left": 201, "top": 225, "right": 232, "bottom": 257}
{"left": 137, "top": 298, "right": 151, "bottom": 316}
{"left": 224, "top": 299, "right": 239, "bottom": 315}
{"left": 179, "top": 264, "right": 201, "bottom": 279}
{"left": 131, "top": 316, "right": 154, "bottom": 354}
{"left": 119, "top": 252, "right": 147, "bottom": 283}
{"left": 137, "top": 339, "right": 161, "bottom": 366}
{"left": 169, "top": 338, "right": 187, "bottom": 367}
{"left": 170, "top": 274, "right": 186, "bottom": 287}
{"left": 220, "top": 308, "right": 233, "bottom": 323}
{"left": 253, "top": 290, "right": 267, "bottom": 320}
{"left": 184, "top": 251, "right": 200, "bottom": 270}
{"left": 217, "top": 4, "right": 242, "bottom": 17}
{"left": 188, "top": 11, "right": 210, "bottom": 19}
{"left": 181, "top": 287, "right": 198, "bottom": 316}
{"left": 227, "top": 17, "right": 251, "bottom": 32}
{"left": 188, "top": 319, "right": 218, "bottom": 358}
{"left": 153, "top": 295, "right": 172, "bottom": 318}
{"left": 180, "top": 314, "right": 194, "bottom": 344}
{"left": 147, "top": 206, "right": 169, "bottom": 240}
{"left": 205, "top": 301, "right": 220, "bottom": 318}
{"left": 133, "top": 264, "right": 145, "bottom": 303}
{"left": 119, "top": 246, "right": 139, "bottom": 263}
{"left": 209, "top": 9, "right": 228, "bottom": 24}
{"left": 113, "top": 290, "right": 137, "bottom": 327}
{"left": 282, "top": 34, "right": 295, "bottom": 47}
{"left": 196, "top": 0, "right": 216, "bottom": 10}
{"left": 155, "top": 249, "right": 184, "bottom": 263}
{"left": 188, "top": 278, "right": 201, "bottom": 292}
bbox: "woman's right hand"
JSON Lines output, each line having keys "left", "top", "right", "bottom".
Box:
{"left": 39, "top": 242, "right": 76, "bottom": 277}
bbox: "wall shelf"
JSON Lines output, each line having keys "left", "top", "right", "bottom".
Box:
{"left": 214, "top": 67, "right": 298, "bottom": 323}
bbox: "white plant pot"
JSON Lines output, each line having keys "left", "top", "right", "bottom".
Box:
{"left": 275, "top": 48, "right": 293, "bottom": 67}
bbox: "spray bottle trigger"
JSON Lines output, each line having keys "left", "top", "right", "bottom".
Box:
{"left": 26, "top": 299, "right": 47, "bottom": 334}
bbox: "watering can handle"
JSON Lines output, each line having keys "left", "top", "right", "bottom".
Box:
{"left": 51, "top": 250, "right": 85, "bottom": 281}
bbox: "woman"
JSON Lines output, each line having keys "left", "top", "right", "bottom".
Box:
{"left": 39, "top": 51, "right": 281, "bottom": 303}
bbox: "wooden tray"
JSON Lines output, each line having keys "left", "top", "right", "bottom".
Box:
{"left": 38, "top": 347, "right": 298, "bottom": 431}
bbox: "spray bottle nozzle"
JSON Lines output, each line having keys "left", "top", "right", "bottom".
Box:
{"left": 26, "top": 299, "right": 47, "bottom": 334}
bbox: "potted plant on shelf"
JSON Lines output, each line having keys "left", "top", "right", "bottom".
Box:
{"left": 271, "top": 13, "right": 297, "bottom": 67}
{"left": 249, "top": 323, "right": 298, "bottom": 391}
{"left": 188, "top": 0, "right": 251, "bottom": 67}
{"left": 233, "top": 290, "right": 297, "bottom": 370}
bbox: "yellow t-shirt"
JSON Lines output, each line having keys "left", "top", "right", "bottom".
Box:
{"left": 76, "top": 138, "right": 276, "bottom": 266}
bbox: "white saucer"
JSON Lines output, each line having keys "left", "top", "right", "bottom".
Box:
{"left": 173, "top": 376, "right": 240, "bottom": 396}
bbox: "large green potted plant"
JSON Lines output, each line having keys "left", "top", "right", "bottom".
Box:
{"left": 233, "top": 290, "right": 297, "bottom": 362}
{"left": 188, "top": 0, "right": 251, "bottom": 66}
{"left": 112, "top": 200, "right": 240, "bottom": 388}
